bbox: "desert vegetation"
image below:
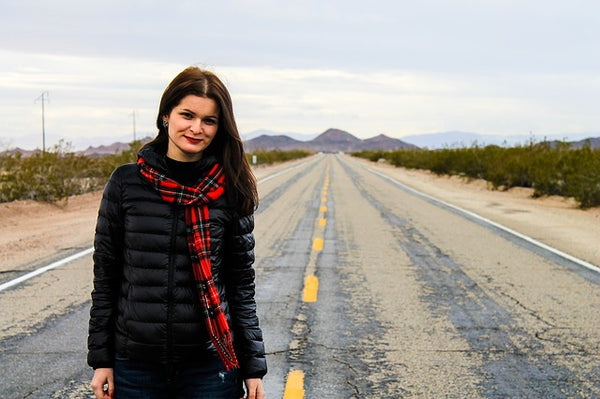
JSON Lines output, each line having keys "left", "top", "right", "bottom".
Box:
{"left": 247, "top": 149, "right": 312, "bottom": 165}
{"left": 0, "top": 142, "right": 311, "bottom": 203}
{"left": 352, "top": 141, "right": 600, "bottom": 208}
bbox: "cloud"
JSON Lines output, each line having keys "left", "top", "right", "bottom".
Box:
{"left": 216, "top": 65, "right": 600, "bottom": 140}
{"left": 1, "top": 0, "right": 600, "bottom": 150}
{"left": 2, "top": 1, "right": 598, "bottom": 72}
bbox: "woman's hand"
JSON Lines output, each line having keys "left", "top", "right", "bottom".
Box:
{"left": 244, "top": 378, "right": 264, "bottom": 399}
{"left": 91, "top": 368, "right": 114, "bottom": 399}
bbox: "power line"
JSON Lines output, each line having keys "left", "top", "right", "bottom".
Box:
{"left": 35, "top": 91, "right": 49, "bottom": 152}
{"left": 130, "top": 110, "right": 137, "bottom": 142}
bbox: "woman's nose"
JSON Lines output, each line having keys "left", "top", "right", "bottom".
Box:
{"left": 190, "top": 119, "right": 202, "bottom": 133}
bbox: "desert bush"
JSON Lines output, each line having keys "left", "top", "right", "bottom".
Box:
{"left": 0, "top": 142, "right": 309, "bottom": 203}
{"left": 352, "top": 142, "right": 600, "bottom": 208}
{"left": 246, "top": 149, "right": 312, "bottom": 165}
{"left": 1, "top": 141, "right": 80, "bottom": 202}
{"left": 0, "top": 140, "right": 141, "bottom": 203}
{"left": 561, "top": 145, "right": 600, "bottom": 208}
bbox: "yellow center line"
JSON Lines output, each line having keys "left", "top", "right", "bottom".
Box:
{"left": 303, "top": 275, "right": 319, "bottom": 302}
{"left": 287, "top": 167, "right": 330, "bottom": 399}
{"left": 283, "top": 370, "right": 305, "bottom": 399}
{"left": 312, "top": 237, "right": 324, "bottom": 251}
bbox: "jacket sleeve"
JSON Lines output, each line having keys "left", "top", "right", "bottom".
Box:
{"left": 225, "top": 213, "right": 268, "bottom": 379}
{"left": 87, "top": 168, "right": 124, "bottom": 369}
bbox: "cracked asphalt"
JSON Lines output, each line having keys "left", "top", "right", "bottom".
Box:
{"left": 0, "top": 153, "right": 598, "bottom": 398}
{"left": 256, "top": 154, "right": 599, "bottom": 397}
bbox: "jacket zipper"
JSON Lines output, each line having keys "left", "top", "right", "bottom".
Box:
{"left": 166, "top": 204, "right": 180, "bottom": 374}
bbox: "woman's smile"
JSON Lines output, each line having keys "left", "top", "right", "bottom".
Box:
{"left": 184, "top": 135, "right": 202, "bottom": 144}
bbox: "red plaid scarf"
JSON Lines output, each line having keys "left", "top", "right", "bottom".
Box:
{"left": 137, "top": 156, "right": 239, "bottom": 370}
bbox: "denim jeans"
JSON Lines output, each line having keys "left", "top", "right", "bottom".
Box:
{"left": 114, "top": 358, "right": 243, "bottom": 399}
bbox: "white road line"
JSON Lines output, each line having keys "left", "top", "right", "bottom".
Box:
{"left": 0, "top": 156, "right": 319, "bottom": 292}
{"left": 0, "top": 247, "right": 94, "bottom": 292}
{"left": 365, "top": 166, "right": 600, "bottom": 275}
{"left": 256, "top": 155, "right": 320, "bottom": 184}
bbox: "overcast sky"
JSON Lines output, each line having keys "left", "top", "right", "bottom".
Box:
{"left": 1, "top": 0, "right": 599, "bottom": 150}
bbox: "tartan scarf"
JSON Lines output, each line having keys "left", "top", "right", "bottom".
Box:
{"left": 137, "top": 156, "right": 239, "bottom": 370}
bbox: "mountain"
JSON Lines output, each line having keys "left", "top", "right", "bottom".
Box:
{"left": 243, "top": 135, "right": 304, "bottom": 151}
{"left": 401, "top": 131, "right": 509, "bottom": 149}
{"left": 79, "top": 142, "right": 131, "bottom": 157}
{"left": 361, "top": 134, "right": 418, "bottom": 151}
{"left": 401, "top": 131, "right": 600, "bottom": 149}
{"left": 242, "top": 129, "right": 318, "bottom": 142}
{"left": 308, "top": 128, "right": 362, "bottom": 152}
{"left": 243, "top": 128, "right": 416, "bottom": 152}
{"left": 78, "top": 136, "right": 152, "bottom": 157}
{"left": 1, "top": 147, "right": 37, "bottom": 157}
{"left": 570, "top": 137, "right": 600, "bottom": 149}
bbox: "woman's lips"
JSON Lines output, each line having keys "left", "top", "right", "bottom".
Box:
{"left": 184, "top": 136, "right": 202, "bottom": 144}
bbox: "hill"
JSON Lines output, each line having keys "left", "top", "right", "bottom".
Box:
{"left": 243, "top": 128, "right": 417, "bottom": 152}
{"left": 78, "top": 136, "right": 152, "bottom": 157}
{"left": 242, "top": 129, "right": 318, "bottom": 142}
{"left": 401, "top": 131, "right": 600, "bottom": 149}
{"left": 570, "top": 137, "right": 600, "bottom": 149}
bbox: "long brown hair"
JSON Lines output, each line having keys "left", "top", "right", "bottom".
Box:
{"left": 144, "top": 66, "right": 258, "bottom": 214}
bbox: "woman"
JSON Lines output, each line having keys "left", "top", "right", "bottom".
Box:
{"left": 88, "top": 66, "right": 266, "bottom": 399}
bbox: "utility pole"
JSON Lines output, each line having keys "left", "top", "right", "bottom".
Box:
{"left": 130, "top": 110, "right": 137, "bottom": 142}
{"left": 35, "top": 91, "right": 49, "bottom": 152}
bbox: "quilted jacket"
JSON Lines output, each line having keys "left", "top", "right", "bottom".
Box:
{"left": 87, "top": 144, "right": 267, "bottom": 379}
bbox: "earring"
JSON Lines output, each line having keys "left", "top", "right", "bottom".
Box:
{"left": 162, "top": 119, "right": 168, "bottom": 128}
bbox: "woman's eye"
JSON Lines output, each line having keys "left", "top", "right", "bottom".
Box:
{"left": 181, "top": 112, "right": 193, "bottom": 119}
{"left": 204, "top": 118, "right": 217, "bottom": 125}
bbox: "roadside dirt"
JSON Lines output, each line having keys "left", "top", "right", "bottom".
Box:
{"left": 0, "top": 191, "right": 101, "bottom": 274}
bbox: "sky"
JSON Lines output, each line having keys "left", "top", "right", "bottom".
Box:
{"left": 1, "top": 0, "right": 599, "bottom": 150}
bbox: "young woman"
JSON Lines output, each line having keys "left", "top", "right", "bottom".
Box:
{"left": 88, "top": 67, "right": 266, "bottom": 399}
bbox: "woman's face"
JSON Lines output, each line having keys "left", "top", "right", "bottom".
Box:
{"left": 164, "top": 95, "right": 219, "bottom": 162}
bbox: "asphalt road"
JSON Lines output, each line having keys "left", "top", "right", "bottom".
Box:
{"left": 0, "top": 153, "right": 598, "bottom": 398}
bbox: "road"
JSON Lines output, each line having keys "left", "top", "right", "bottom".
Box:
{"left": 0, "top": 153, "right": 598, "bottom": 398}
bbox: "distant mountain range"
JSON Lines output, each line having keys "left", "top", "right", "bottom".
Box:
{"left": 243, "top": 128, "right": 417, "bottom": 152}
{"left": 4, "top": 129, "right": 599, "bottom": 157}
{"left": 399, "top": 130, "right": 600, "bottom": 149}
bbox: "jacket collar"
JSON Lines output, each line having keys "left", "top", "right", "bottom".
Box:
{"left": 138, "top": 143, "right": 219, "bottom": 176}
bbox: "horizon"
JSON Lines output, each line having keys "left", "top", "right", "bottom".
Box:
{"left": 5, "top": 127, "right": 598, "bottom": 153}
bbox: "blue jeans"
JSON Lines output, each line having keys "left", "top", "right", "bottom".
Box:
{"left": 114, "top": 358, "right": 243, "bottom": 399}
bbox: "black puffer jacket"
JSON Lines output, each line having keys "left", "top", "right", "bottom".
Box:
{"left": 87, "top": 145, "right": 267, "bottom": 379}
